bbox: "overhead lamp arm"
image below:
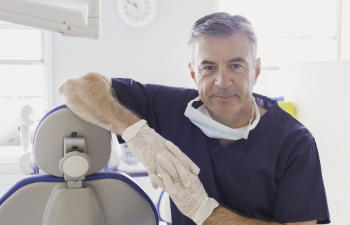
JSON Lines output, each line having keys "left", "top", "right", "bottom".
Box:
{"left": 0, "top": 0, "right": 100, "bottom": 39}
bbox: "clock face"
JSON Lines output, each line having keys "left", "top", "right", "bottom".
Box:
{"left": 118, "top": 0, "right": 157, "bottom": 27}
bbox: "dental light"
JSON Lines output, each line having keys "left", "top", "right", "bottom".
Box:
{"left": 0, "top": 0, "right": 100, "bottom": 39}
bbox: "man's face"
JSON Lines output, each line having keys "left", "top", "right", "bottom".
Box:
{"left": 189, "top": 34, "right": 261, "bottom": 124}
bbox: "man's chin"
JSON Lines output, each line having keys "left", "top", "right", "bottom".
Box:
{"left": 208, "top": 106, "right": 238, "bottom": 119}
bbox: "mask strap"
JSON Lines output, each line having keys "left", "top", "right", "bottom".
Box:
{"left": 250, "top": 96, "right": 261, "bottom": 129}
{"left": 249, "top": 98, "right": 254, "bottom": 125}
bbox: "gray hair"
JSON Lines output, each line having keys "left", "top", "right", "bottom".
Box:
{"left": 188, "top": 12, "right": 258, "bottom": 60}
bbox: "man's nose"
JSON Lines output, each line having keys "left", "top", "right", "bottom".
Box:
{"left": 214, "top": 69, "right": 232, "bottom": 88}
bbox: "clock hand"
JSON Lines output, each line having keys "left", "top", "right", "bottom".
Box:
{"left": 126, "top": 0, "right": 138, "bottom": 9}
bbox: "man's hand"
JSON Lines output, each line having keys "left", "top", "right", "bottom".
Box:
{"left": 154, "top": 156, "right": 219, "bottom": 225}
{"left": 122, "top": 119, "right": 200, "bottom": 189}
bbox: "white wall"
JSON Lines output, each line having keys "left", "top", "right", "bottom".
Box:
{"left": 52, "top": 0, "right": 214, "bottom": 105}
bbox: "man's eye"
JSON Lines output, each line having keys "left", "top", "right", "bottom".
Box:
{"left": 202, "top": 65, "right": 215, "bottom": 71}
{"left": 230, "top": 64, "right": 242, "bottom": 69}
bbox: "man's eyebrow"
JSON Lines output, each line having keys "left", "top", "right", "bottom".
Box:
{"left": 228, "top": 57, "right": 247, "bottom": 65}
{"left": 200, "top": 60, "right": 216, "bottom": 65}
{"left": 199, "top": 58, "right": 248, "bottom": 65}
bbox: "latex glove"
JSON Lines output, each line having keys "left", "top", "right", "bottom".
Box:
{"left": 122, "top": 119, "right": 200, "bottom": 189}
{"left": 153, "top": 156, "right": 219, "bottom": 225}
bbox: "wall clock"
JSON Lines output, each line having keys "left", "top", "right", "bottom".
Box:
{"left": 118, "top": 0, "right": 157, "bottom": 27}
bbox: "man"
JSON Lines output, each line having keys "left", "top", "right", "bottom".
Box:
{"left": 59, "top": 12, "right": 330, "bottom": 225}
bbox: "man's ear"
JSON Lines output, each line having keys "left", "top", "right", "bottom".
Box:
{"left": 253, "top": 58, "right": 261, "bottom": 85}
{"left": 188, "top": 63, "right": 196, "bottom": 82}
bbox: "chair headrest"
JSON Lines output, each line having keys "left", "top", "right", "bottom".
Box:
{"left": 33, "top": 105, "right": 111, "bottom": 177}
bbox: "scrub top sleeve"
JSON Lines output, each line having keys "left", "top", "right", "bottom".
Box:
{"left": 273, "top": 136, "right": 330, "bottom": 224}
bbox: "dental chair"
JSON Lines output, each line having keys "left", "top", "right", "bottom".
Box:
{"left": 0, "top": 105, "right": 159, "bottom": 225}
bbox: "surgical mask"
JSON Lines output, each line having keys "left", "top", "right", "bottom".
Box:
{"left": 184, "top": 96, "right": 260, "bottom": 140}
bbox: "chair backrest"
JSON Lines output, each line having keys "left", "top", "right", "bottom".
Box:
{"left": 0, "top": 105, "right": 159, "bottom": 225}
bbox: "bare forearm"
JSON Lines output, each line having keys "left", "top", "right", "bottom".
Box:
{"left": 203, "top": 206, "right": 316, "bottom": 225}
{"left": 203, "top": 206, "right": 281, "bottom": 225}
{"left": 58, "top": 72, "right": 139, "bottom": 134}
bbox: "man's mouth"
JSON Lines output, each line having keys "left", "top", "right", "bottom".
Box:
{"left": 212, "top": 95, "right": 236, "bottom": 99}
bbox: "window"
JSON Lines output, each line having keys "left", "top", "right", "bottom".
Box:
{"left": 216, "top": 0, "right": 340, "bottom": 67}
{"left": 0, "top": 21, "right": 51, "bottom": 154}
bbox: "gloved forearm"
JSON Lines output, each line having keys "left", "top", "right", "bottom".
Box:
{"left": 123, "top": 119, "right": 200, "bottom": 188}
{"left": 58, "top": 72, "right": 139, "bottom": 134}
{"left": 155, "top": 158, "right": 218, "bottom": 225}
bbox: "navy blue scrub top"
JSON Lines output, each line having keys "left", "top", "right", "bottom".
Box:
{"left": 112, "top": 78, "right": 330, "bottom": 224}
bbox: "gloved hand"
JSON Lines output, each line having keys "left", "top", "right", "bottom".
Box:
{"left": 122, "top": 119, "right": 200, "bottom": 189}
{"left": 153, "top": 156, "right": 219, "bottom": 225}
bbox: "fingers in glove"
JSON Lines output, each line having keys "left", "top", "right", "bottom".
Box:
{"left": 157, "top": 165, "right": 178, "bottom": 195}
{"left": 155, "top": 153, "right": 180, "bottom": 184}
{"left": 149, "top": 173, "right": 164, "bottom": 190}
{"left": 165, "top": 141, "right": 200, "bottom": 175}
{"left": 157, "top": 153, "right": 190, "bottom": 188}
{"left": 147, "top": 168, "right": 159, "bottom": 189}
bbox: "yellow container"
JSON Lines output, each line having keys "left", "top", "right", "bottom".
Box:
{"left": 277, "top": 102, "right": 297, "bottom": 118}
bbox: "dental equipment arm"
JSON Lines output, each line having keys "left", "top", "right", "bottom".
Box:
{"left": 0, "top": 0, "right": 100, "bottom": 39}
{"left": 58, "top": 73, "right": 200, "bottom": 189}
